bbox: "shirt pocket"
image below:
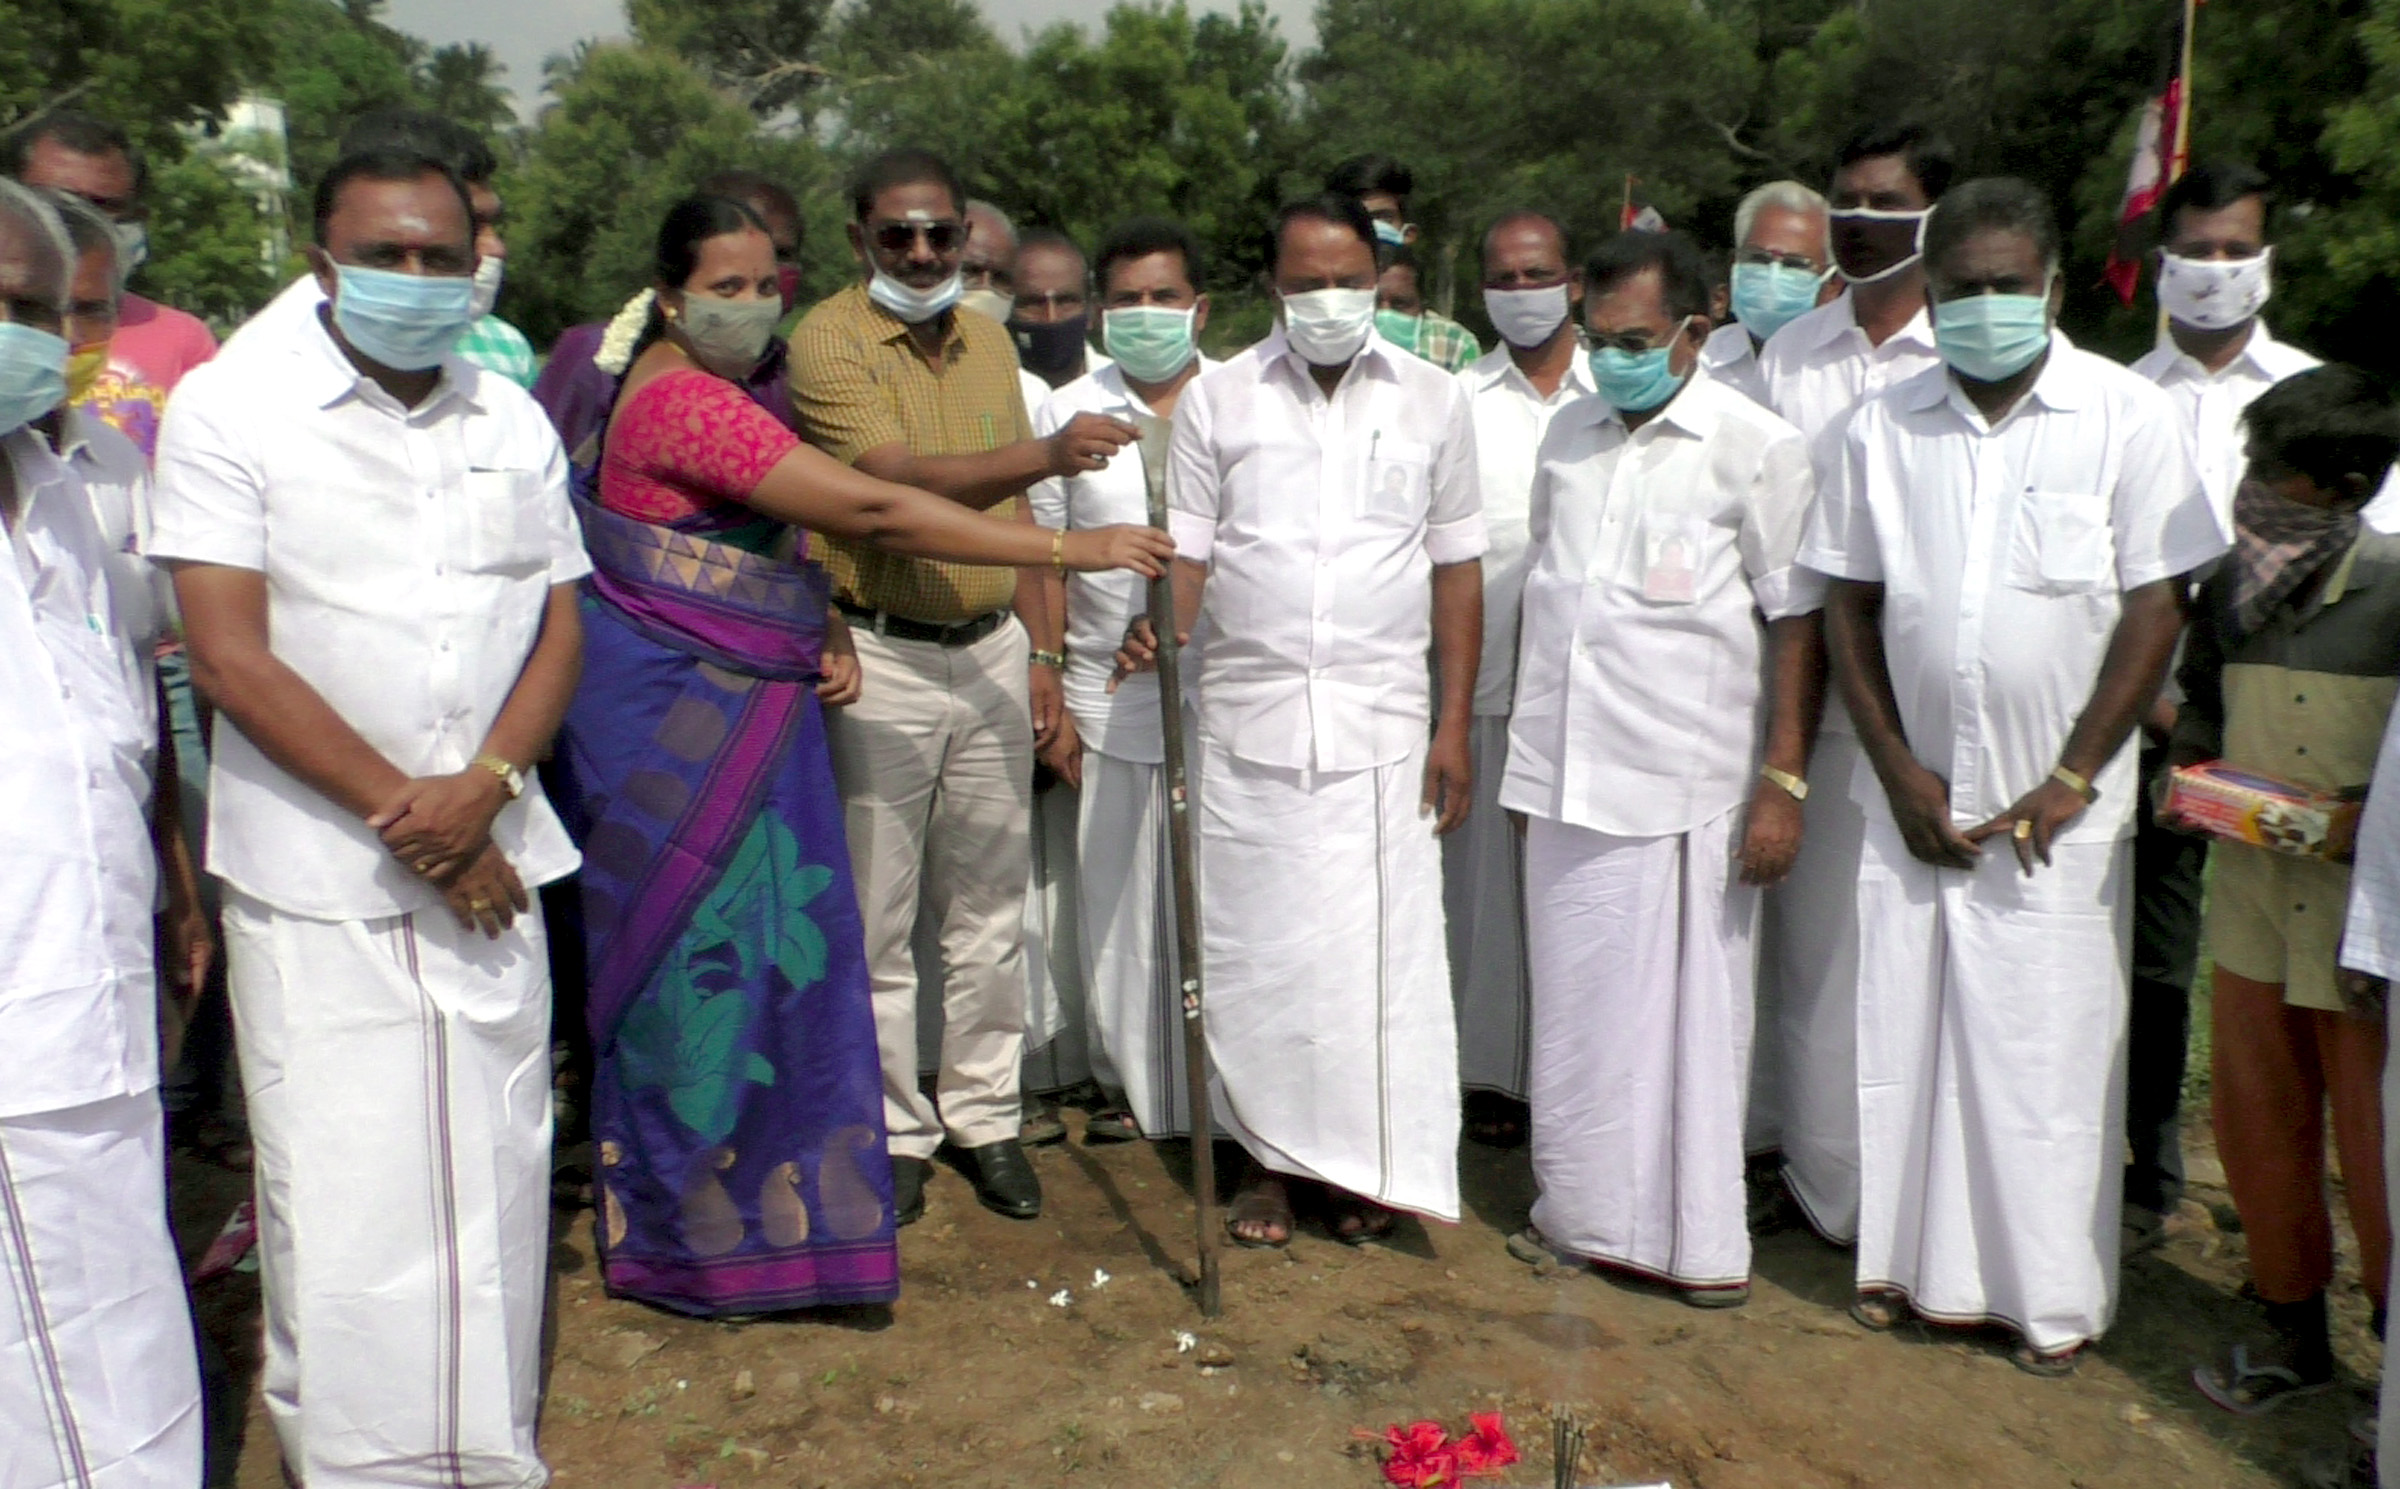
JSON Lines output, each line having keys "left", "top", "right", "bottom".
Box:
{"left": 2012, "top": 488, "right": 2114, "bottom": 594}
{"left": 1360, "top": 438, "right": 1432, "bottom": 523}
{"left": 460, "top": 469, "right": 549, "bottom": 576}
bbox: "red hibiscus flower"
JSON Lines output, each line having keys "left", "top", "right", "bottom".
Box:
{"left": 1369, "top": 1413, "right": 1519, "bottom": 1486}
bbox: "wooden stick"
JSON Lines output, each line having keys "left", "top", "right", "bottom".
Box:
{"left": 1132, "top": 413, "right": 1221, "bottom": 1317}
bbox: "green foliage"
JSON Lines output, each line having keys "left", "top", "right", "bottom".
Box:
{"left": 630, "top": 0, "right": 837, "bottom": 116}
{"left": 504, "top": 42, "right": 835, "bottom": 344}
{"left": 0, "top": 0, "right": 272, "bottom": 154}
{"left": 135, "top": 151, "right": 277, "bottom": 325}
{"left": 415, "top": 42, "right": 514, "bottom": 138}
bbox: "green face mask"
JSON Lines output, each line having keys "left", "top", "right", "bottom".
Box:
{"left": 1373, "top": 308, "right": 1423, "bottom": 353}
{"left": 1101, "top": 305, "right": 1198, "bottom": 384}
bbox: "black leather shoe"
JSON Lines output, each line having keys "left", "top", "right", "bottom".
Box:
{"left": 892, "top": 1156, "right": 931, "bottom": 1227}
{"left": 960, "top": 1139, "right": 1042, "bottom": 1219}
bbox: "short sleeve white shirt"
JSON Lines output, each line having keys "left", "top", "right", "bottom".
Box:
{"left": 0, "top": 429, "right": 160, "bottom": 1115}
{"left": 150, "top": 308, "right": 591, "bottom": 922}
{"left": 1698, "top": 321, "right": 1773, "bottom": 410}
{"left": 1760, "top": 290, "right": 1943, "bottom": 475}
{"left": 1457, "top": 346, "right": 1596, "bottom": 716}
{"left": 1028, "top": 358, "right": 1215, "bottom": 763}
{"left": 58, "top": 406, "right": 168, "bottom": 744}
{"left": 1797, "top": 338, "right": 2228, "bottom": 845}
{"left": 1501, "top": 374, "right": 1816, "bottom": 836}
{"left": 2128, "top": 320, "right": 2319, "bottom": 524}
{"left": 1168, "top": 327, "right": 1485, "bottom": 772}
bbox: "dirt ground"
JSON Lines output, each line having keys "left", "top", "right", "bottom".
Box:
{"left": 177, "top": 1110, "right": 2381, "bottom": 1489}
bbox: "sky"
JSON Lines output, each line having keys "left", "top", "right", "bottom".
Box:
{"left": 382, "top": 0, "right": 1319, "bottom": 119}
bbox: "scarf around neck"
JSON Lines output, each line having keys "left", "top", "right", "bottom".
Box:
{"left": 2230, "top": 476, "right": 2362, "bottom": 639}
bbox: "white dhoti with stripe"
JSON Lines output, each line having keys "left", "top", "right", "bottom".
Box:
{"left": 1019, "top": 781, "right": 1091, "bottom": 1093}
{"left": 1852, "top": 807, "right": 2129, "bottom": 1354}
{"left": 1442, "top": 715, "right": 1530, "bottom": 1099}
{"left": 0, "top": 1090, "right": 202, "bottom": 1489}
{"left": 1526, "top": 810, "right": 1756, "bottom": 1291}
{"left": 1075, "top": 750, "right": 1195, "bottom": 1136}
{"left": 224, "top": 893, "right": 553, "bottom": 1488}
{"left": 1768, "top": 723, "right": 1873, "bottom": 1240}
{"left": 1196, "top": 734, "right": 1459, "bottom": 1219}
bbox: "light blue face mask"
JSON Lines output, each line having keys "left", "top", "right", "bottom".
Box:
{"left": 1102, "top": 305, "right": 1198, "bottom": 384}
{"left": 1729, "top": 261, "right": 1828, "bottom": 343}
{"left": 1372, "top": 219, "right": 1407, "bottom": 247}
{"left": 1932, "top": 289, "right": 2053, "bottom": 383}
{"left": 330, "top": 263, "right": 477, "bottom": 371}
{"left": 1587, "top": 317, "right": 1693, "bottom": 413}
{"left": 0, "top": 320, "right": 68, "bottom": 434}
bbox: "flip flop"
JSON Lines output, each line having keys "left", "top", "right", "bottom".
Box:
{"left": 2014, "top": 1340, "right": 2086, "bottom": 1379}
{"left": 1848, "top": 1290, "right": 1908, "bottom": 1332}
{"left": 2193, "top": 1345, "right": 2334, "bottom": 1415}
{"left": 1082, "top": 1109, "right": 1141, "bottom": 1145}
{"left": 1225, "top": 1176, "right": 1293, "bottom": 1249}
{"left": 1327, "top": 1193, "right": 1399, "bottom": 1247}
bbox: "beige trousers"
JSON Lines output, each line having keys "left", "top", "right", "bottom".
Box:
{"left": 829, "top": 618, "right": 1033, "bottom": 1159}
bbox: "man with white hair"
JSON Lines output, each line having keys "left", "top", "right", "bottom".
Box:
{"left": 0, "top": 176, "right": 204, "bottom": 1489}
{"left": 1702, "top": 180, "right": 1835, "bottom": 409}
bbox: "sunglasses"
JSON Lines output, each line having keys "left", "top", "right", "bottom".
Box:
{"left": 871, "top": 220, "right": 967, "bottom": 255}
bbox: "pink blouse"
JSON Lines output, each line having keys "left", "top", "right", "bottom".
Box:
{"left": 599, "top": 368, "right": 798, "bottom": 524}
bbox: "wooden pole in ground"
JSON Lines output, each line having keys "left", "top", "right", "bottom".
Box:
{"left": 1132, "top": 412, "right": 1221, "bottom": 1317}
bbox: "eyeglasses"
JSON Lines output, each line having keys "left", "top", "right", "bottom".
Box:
{"left": 1735, "top": 248, "right": 1823, "bottom": 273}
{"left": 1578, "top": 328, "right": 1673, "bottom": 356}
{"left": 872, "top": 220, "right": 967, "bottom": 255}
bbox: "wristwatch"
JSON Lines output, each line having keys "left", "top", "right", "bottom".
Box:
{"left": 2051, "top": 763, "right": 2098, "bottom": 802}
{"left": 473, "top": 753, "right": 526, "bottom": 799}
{"left": 1759, "top": 764, "right": 1809, "bottom": 802}
{"left": 1030, "top": 649, "right": 1068, "bottom": 670}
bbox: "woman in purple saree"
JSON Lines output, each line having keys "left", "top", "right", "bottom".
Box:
{"left": 557, "top": 196, "right": 1170, "bottom": 1315}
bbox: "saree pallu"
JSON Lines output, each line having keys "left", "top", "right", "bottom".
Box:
{"left": 556, "top": 497, "right": 898, "bottom": 1314}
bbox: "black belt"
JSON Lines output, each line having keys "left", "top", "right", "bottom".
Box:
{"left": 836, "top": 599, "right": 1009, "bottom": 647}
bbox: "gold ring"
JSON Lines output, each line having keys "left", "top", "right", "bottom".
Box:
{"left": 2012, "top": 819, "right": 2033, "bottom": 841}
{"left": 469, "top": 898, "right": 491, "bottom": 912}
{"left": 415, "top": 860, "right": 434, "bottom": 873}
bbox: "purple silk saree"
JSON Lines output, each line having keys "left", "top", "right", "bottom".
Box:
{"left": 556, "top": 495, "right": 897, "bottom": 1314}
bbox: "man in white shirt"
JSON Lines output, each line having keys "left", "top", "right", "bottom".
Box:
{"left": 1502, "top": 230, "right": 1818, "bottom": 1307}
{"left": 1026, "top": 217, "right": 1216, "bottom": 1142}
{"left": 1756, "top": 120, "right": 1953, "bottom": 1242}
{"left": 1701, "top": 180, "right": 1835, "bottom": 410}
{"left": 1447, "top": 210, "right": 1593, "bottom": 1144}
{"left": 152, "top": 150, "right": 588, "bottom": 1486}
{"left": 1802, "top": 179, "right": 2224, "bottom": 1374}
{"left": 1127, "top": 194, "right": 1484, "bottom": 1246}
{"left": 2120, "top": 162, "right": 2321, "bottom": 1250}
{"left": 0, "top": 177, "right": 204, "bottom": 1489}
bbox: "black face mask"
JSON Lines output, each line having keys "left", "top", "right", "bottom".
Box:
{"left": 1012, "top": 316, "right": 1090, "bottom": 386}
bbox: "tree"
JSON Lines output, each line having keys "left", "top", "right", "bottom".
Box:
{"left": 630, "top": 0, "right": 838, "bottom": 118}
{"left": 137, "top": 150, "right": 278, "bottom": 325}
{"left": 504, "top": 43, "right": 834, "bottom": 345}
{"left": 416, "top": 42, "right": 515, "bottom": 139}
{"left": 0, "top": 0, "right": 271, "bottom": 153}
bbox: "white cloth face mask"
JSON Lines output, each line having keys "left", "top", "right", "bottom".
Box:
{"left": 2156, "top": 248, "right": 2272, "bottom": 332}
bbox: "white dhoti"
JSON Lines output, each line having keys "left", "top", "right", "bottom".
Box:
{"left": 1019, "top": 781, "right": 1091, "bottom": 1093}
{"left": 0, "top": 1090, "right": 202, "bottom": 1489}
{"left": 1197, "top": 733, "right": 1459, "bottom": 1219}
{"left": 1852, "top": 808, "right": 2129, "bottom": 1354}
{"left": 225, "top": 893, "right": 553, "bottom": 1489}
{"left": 1768, "top": 724, "right": 1873, "bottom": 1239}
{"left": 1525, "top": 810, "right": 1756, "bottom": 1290}
{"left": 1075, "top": 750, "right": 1195, "bottom": 1136}
{"left": 1442, "top": 715, "right": 1530, "bottom": 1099}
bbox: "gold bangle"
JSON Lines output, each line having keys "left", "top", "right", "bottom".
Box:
{"left": 2051, "top": 764, "right": 2096, "bottom": 801}
{"left": 1759, "top": 764, "right": 1809, "bottom": 802}
{"left": 1050, "top": 529, "right": 1066, "bottom": 574}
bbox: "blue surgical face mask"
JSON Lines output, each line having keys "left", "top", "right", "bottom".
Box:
{"left": 1587, "top": 317, "right": 1693, "bottom": 414}
{"left": 329, "top": 263, "right": 477, "bottom": 371}
{"left": 1729, "top": 261, "right": 1828, "bottom": 343}
{"left": 0, "top": 320, "right": 68, "bottom": 434}
{"left": 1372, "top": 219, "right": 1407, "bottom": 248}
{"left": 1932, "top": 288, "right": 2053, "bottom": 383}
{"left": 1102, "top": 305, "right": 1198, "bottom": 385}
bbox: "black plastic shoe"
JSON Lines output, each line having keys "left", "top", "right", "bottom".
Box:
{"left": 960, "top": 1139, "right": 1042, "bottom": 1219}
{"left": 892, "top": 1156, "right": 931, "bottom": 1227}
